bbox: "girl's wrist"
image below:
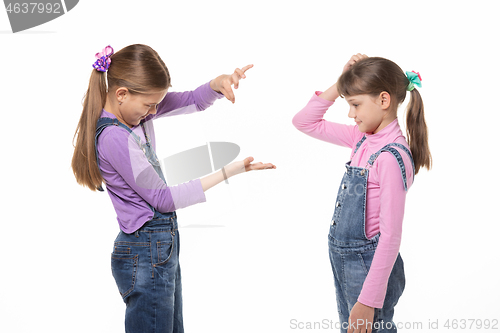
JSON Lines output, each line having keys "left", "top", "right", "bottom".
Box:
{"left": 318, "top": 82, "right": 340, "bottom": 101}
{"left": 200, "top": 161, "right": 245, "bottom": 192}
{"left": 209, "top": 77, "right": 219, "bottom": 92}
{"left": 223, "top": 160, "right": 245, "bottom": 178}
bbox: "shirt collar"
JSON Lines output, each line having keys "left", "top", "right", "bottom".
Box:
{"left": 364, "top": 118, "right": 403, "bottom": 151}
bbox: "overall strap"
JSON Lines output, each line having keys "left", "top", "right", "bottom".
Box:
{"left": 96, "top": 117, "right": 142, "bottom": 144}
{"left": 139, "top": 120, "right": 151, "bottom": 144}
{"left": 94, "top": 117, "right": 142, "bottom": 191}
{"left": 94, "top": 117, "right": 159, "bottom": 215}
{"left": 367, "top": 143, "right": 415, "bottom": 191}
{"left": 350, "top": 136, "right": 366, "bottom": 159}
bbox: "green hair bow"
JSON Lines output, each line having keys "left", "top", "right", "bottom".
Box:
{"left": 406, "top": 71, "right": 422, "bottom": 91}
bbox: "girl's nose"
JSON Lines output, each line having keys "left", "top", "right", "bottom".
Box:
{"left": 348, "top": 107, "right": 355, "bottom": 119}
{"left": 150, "top": 104, "right": 158, "bottom": 115}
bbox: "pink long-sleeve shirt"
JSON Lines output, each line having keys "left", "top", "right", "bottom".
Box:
{"left": 292, "top": 92, "right": 414, "bottom": 308}
{"left": 96, "top": 81, "right": 224, "bottom": 233}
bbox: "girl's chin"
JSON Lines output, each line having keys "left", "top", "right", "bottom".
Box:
{"left": 357, "top": 127, "right": 374, "bottom": 135}
{"left": 356, "top": 124, "right": 366, "bottom": 132}
{"left": 356, "top": 123, "right": 376, "bottom": 134}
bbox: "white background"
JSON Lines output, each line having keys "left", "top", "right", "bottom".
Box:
{"left": 1, "top": 0, "right": 499, "bottom": 332}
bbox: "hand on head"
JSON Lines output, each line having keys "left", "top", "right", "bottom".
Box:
{"left": 342, "top": 53, "right": 368, "bottom": 74}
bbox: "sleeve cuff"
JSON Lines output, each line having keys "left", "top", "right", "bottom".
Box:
{"left": 313, "top": 91, "right": 335, "bottom": 106}
{"left": 193, "top": 178, "right": 207, "bottom": 203}
{"left": 168, "top": 178, "right": 207, "bottom": 211}
{"left": 205, "top": 80, "right": 225, "bottom": 100}
{"left": 357, "top": 296, "right": 383, "bottom": 309}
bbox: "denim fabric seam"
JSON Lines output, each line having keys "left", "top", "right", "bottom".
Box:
{"left": 361, "top": 169, "right": 369, "bottom": 240}
{"left": 340, "top": 254, "right": 349, "bottom": 308}
{"left": 114, "top": 241, "right": 150, "bottom": 247}
{"left": 384, "top": 147, "right": 408, "bottom": 191}
{"left": 357, "top": 253, "right": 369, "bottom": 275}
{"left": 149, "top": 234, "right": 155, "bottom": 279}
{"left": 328, "top": 235, "right": 379, "bottom": 252}
{"left": 143, "top": 229, "right": 177, "bottom": 234}
{"left": 114, "top": 246, "right": 131, "bottom": 254}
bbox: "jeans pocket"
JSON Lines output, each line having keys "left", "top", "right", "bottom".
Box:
{"left": 155, "top": 233, "right": 175, "bottom": 266}
{"left": 342, "top": 252, "right": 374, "bottom": 308}
{"left": 111, "top": 253, "right": 138, "bottom": 301}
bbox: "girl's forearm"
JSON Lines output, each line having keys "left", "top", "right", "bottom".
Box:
{"left": 200, "top": 169, "right": 225, "bottom": 192}
{"left": 318, "top": 82, "right": 340, "bottom": 101}
{"left": 200, "top": 161, "right": 245, "bottom": 192}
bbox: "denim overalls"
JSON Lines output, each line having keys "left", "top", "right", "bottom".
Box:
{"left": 328, "top": 136, "right": 415, "bottom": 333}
{"left": 95, "top": 117, "right": 184, "bottom": 333}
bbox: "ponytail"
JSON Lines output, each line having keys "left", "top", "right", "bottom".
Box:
{"left": 406, "top": 88, "right": 432, "bottom": 174}
{"left": 71, "top": 69, "right": 107, "bottom": 191}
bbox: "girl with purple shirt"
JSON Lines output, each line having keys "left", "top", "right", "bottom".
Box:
{"left": 293, "top": 54, "right": 432, "bottom": 333}
{"left": 71, "top": 44, "right": 275, "bottom": 333}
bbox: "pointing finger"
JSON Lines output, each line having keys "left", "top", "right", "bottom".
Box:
{"left": 241, "top": 64, "right": 254, "bottom": 73}
{"left": 234, "top": 68, "right": 246, "bottom": 79}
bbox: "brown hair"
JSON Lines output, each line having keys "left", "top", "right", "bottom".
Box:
{"left": 71, "top": 44, "right": 172, "bottom": 191}
{"left": 336, "top": 57, "right": 432, "bottom": 174}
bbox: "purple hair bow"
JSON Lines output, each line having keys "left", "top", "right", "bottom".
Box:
{"left": 92, "top": 45, "right": 114, "bottom": 72}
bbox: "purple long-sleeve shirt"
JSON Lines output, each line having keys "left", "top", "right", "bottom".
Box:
{"left": 96, "top": 81, "right": 225, "bottom": 233}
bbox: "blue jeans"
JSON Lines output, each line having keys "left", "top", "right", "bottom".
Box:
{"left": 111, "top": 213, "right": 183, "bottom": 333}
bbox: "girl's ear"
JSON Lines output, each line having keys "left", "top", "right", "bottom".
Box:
{"left": 379, "top": 91, "right": 391, "bottom": 110}
{"left": 115, "top": 87, "right": 129, "bottom": 104}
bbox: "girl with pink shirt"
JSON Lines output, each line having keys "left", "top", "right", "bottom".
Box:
{"left": 292, "top": 54, "right": 432, "bottom": 333}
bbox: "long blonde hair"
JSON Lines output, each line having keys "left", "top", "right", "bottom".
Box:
{"left": 337, "top": 57, "right": 432, "bottom": 174}
{"left": 71, "top": 44, "right": 171, "bottom": 191}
